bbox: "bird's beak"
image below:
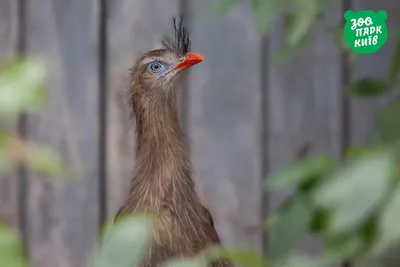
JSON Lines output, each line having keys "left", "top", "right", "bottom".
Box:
{"left": 174, "top": 52, "right": 204, "bottom": 71}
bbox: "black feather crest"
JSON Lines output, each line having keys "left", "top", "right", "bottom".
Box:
{"left": 161, "top": 17, "right": 191, "bottom": 56}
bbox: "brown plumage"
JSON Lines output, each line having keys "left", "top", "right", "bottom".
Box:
{"left": 114, "top": 18, "right": 232, "bottom": 267}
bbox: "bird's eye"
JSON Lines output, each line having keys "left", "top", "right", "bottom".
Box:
{"left": 147, "top": 61, "right": 165, "bottom": 74}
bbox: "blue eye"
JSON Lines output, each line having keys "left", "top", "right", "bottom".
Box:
{"left": 147, "top": 61, "right": 165, "bottom": 74}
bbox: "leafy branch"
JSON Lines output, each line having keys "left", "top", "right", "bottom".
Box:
{"left": 0, "top": 57, "right": 65, "bottom": 267}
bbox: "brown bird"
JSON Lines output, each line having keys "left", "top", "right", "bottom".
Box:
{"left": 114, "top": 18, "right": 232, "bottom": 267}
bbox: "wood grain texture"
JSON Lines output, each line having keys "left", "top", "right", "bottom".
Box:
{"left": 187, "top": 2, "right": 263, "bottom": 252}
{"left": 266, "top": 4, "right": 343, "bottom": 254}
{"left": 349, "top": 0, "right": 400, "bottom": 145}
{"left": 0, "top": 0, "right": 20, "bottom": 228}
{"left": 24, "top": 1, "right": 99, "bottom": 267}
{"left": 105, "top": 0, "right": 179, "bottom": 219}
{"left": 0, "top": 0, "right": 18, "bottom": 61}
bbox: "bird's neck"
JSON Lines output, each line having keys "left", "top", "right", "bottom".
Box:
{"left": 131, "top": 100, "right": 195, "bottom": 198}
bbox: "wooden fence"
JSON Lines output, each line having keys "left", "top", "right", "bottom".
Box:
{"left": 0, "top": 0, "right": 399, "bottom": 266}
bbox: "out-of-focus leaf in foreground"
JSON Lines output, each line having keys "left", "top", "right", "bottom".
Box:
{"left": 314, "top": 149, "right": 396, "bottom": 235}
{"left": 278, "top": 253, "right": 321, "bottom": 267}
{"left": 388, "top": 41, "right": 400, "bottom": 82}
{"left": 0, "top": 57, "right": 48, "bottom": 118}
{"left": 0, "top": 223, "right": 29, "bottom": 267}
{"left": 0, "top": 142, "right": 12, "bottom": 173}
{"left": 204, "top": 246, "right": 266, "bottom": 267}
{"left": 92, "top": 215, "right": 153, "bottom": 267}
{"left": 164, "top": 258, "right": 206, "bottom": 267}
{"left": 1, "top": 136, "right": 65, "bottom": 176}
{"left": 345, "top": 144, "right": 382, "bottom": 160}
{"left": 25, "top": 142, "right": 65, "bottom": 175}
{"left": 375, "top": 100, "right": 400, "bottom": 143}
{"left": 286, "top": 0, "right": 318, "bottom": 46}
{"left": 373, "top": 185, "right": 400, "bottom": 254}
{"left": 273, "top": 32, "right": 314, "bottom": 63}
{"left": 266, "top": 155, "right": 333, "bottom": 190}
{"left": 206, "top": 0, "right": 241, "bottom": 19}
{"left": 251, "top": 0, "right": 283, "bottom": 35}
{"left": 268, "top": 196, "right": 314, "bottom": 261}
{"left": 346, "top": 78, "right": 393, "bottom": 98}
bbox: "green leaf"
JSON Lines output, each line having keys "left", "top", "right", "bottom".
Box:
{"left": 320, "top": 237, "right": 364, "bottom": 265}
{"left": 266, "top": 155, "right": 333, "bottom": 190}
{"left": 375, "top": 100, "right": 400, "bottom": 143}
{"left": 251, "top": 0, "right": 283, "bottom": 34}
{"left": 268, "top": 196, "right": 314, "bottom": 261}
{"left": 280, "top": 248, "right": 360, "bottom": 267}
{"left": 286, "top": 0, "right": 318, "bottom": 46}
{"left": 313, "top": 149, "right": 396, "bottom": 235}
{"left": 388, "top": 41, "right": 400, "bottom": 82}
{"left": 353, "top": 261, "right": 381, "bottom": 267}
{"left": 279, "top": 253, "right": 322, "bottom": 267}
{"left": 309, "top": 208, "right": 330, "bottom": 233}
{"left": 0, "top": 147, "right": 12, "bottom": 173}
{"left": 273, "top": 32, "right": 314, "bottom": 63}
{"left": 373, "top": 185, "right": 400, "bottom": 254}
{"left": 0, "top": 224, "right": 29, "bottom": 267}
{"left": 0, "top": 57, "right": 48, "bottom": 118}
{"left": 26, "top": 142, "right": 65, "bottom": 176}
{"left": 0, "top": 136, "right": 11, "bottom": 173}
{"left": 92, "top": 215, "right": 153, "bottom": 267}
{"left": 204, "top": 246, "right": 266, "bottom": 267}
{"left": 206, "top": 0, "right": 241, "bottom": 19}
{"left": 346, "top": 78, "right": 393, "bottom": 98}
{"left": 164, "top": 258, "right": 206, "bottom": 267}
{"left": 321, "top": 231, "right": 365, "bottom": 260}
{"left": 345, "top": 144, "right": 382, "bottom": 160}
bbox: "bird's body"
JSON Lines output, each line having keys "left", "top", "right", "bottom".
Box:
{"left": 114, "top": 18, "right": 232, "bottom": 267}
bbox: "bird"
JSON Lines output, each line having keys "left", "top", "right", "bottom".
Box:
{"left": 114, "top": 17, "right": 232, "bottom": 267}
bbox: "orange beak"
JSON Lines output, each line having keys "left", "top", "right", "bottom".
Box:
{"left": 174, "top": 52, "right": 204, "bottom": 71}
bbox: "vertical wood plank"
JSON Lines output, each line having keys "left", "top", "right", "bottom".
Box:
{"left": 267, "top": 4, "right": 343, "bottom": 254}
{"left": 349, "top": 0, "right": 400, "bottom": 145}
{"left": 0, "top": 0, "right": 18, "bottom": 62}
{"left": 24, "top": 1, "right": 100, "bottom": 267}
{"left": 187, "top": 2, "right": 263, "bottom": 251}
{"left": 105, "top": 0, "right": 179, "bottom": 219}
{"left": 0, "top": 0, "right": 20, "bottom": 228}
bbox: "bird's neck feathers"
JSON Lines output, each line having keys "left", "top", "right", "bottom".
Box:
{"left": 128, "top": 90, "right": 195, "bottom": 205}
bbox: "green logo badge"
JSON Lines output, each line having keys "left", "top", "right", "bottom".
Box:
{"left": 343, "top": 10, "right": 388, "bottom": 54}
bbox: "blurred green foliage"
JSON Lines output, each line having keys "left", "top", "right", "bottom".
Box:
{"left": 91, "top": 215, "right": 153, "bottom": 267}
{"left": 0, "top": 57, "right": 64, "bottom": 175}
{"left": 267, "top": 145, "right": 400, "bottom": 267}
{"left": 0, "top": 223, "right": 28, "bottom": 267}
{"left": 2, "top": 1, "right": 400, "bottom": 267}
{"left": 0, "top": 57, "right": 64, "bottom": 267}
{"left": 0, "top": 58, "right": 48, "bottom": 119}
{"left": 209, "top": 0, "right": 400, "bottom": 144}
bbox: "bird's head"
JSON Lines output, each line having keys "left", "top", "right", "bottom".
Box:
{"left": 130, "top": 17, "right": 203, "bottom": 106}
